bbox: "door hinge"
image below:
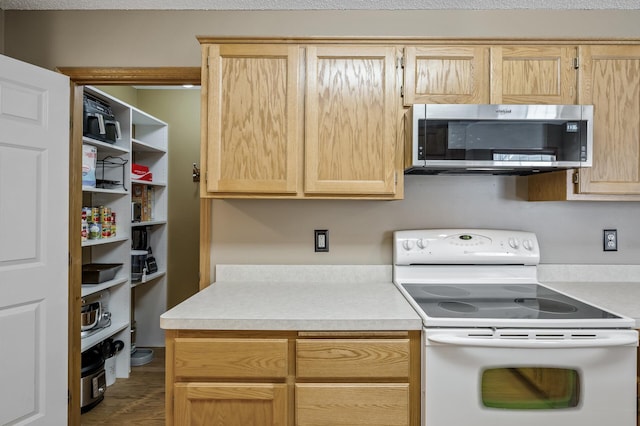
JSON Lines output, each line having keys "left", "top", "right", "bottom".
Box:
{"left": 572, "top": 170, "right": 579, "bottom": 184}
{"left": 400, "top": 85, "right": 404, "bottom": 98}
{"left": 573, "top": 57, "right": 579, "bottom": 69}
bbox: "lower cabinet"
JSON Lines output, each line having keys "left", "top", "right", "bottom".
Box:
{"left": 165, "top": 330, "right": 420, "bottom": 426}
{"left": 174, "top": 383, "right": 288, "bottom": 426}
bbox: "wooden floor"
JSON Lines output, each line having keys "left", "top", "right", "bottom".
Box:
{"left": 81, "top": 347, "right": 165, "bottom": 425}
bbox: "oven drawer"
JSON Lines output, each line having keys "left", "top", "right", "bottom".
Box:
{"left": 296, "top": 339, "right": 410, "bottom": 379}
{"left": 173, "top": 338, "right": 288, "bottom": 379}
{"left": 296, "top": 383, "right": 409, "bottom": 425}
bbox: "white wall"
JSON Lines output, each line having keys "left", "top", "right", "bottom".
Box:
{"left": 4, "top": 10, "right": 640, "bottom": 274}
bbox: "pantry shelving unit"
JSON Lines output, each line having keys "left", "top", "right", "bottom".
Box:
{"left": 80, "top": 86, "right": 168, "bottom": 379}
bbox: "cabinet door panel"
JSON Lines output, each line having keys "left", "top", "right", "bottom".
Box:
{"left": 403, "top": 45, "right": 489, "bottom": 105}
{"left": 205, "top": 44, "right": 300, "bottom": 194}
{"left": 579, "top": 45, "right": 640, "bottom": 194}
{"left": 296, "top": 339, "right": 410, "bottom": 379}
{"left": 305, "top": 45, "right": 399, "bottom": 195}
{"left": 174, "top": 383, "right": 287, "bottom": 426}
{"left": 491, "top": 46, "right": 578, "bottom": 104}
{"left": 296, "top": 383, "right": 409, "bottom": 426}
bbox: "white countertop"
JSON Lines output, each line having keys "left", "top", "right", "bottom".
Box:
{"left": 160, "top": 279, "right": 423, "bottom": 331}
{"left": 161, "top": 264, "right": 640, "bottom": 331}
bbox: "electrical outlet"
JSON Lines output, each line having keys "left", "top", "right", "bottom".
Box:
{"left": 315, "top": 229, "right": 328, "bottom": 252}
{"left": 603, "top": 229, "right": 617, "bottom": 251}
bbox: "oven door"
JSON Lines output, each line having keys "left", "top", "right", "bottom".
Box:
{"left": 423, "top": 328, "right": 638, "bottom": 426}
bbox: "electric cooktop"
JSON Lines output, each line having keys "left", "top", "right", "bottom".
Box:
{"left": 400, "top": 283, "right": 621, "bottom": 320}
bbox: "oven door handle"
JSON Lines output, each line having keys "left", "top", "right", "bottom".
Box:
{"left": 427, "top": 334, "right": 638, "bottom": 348}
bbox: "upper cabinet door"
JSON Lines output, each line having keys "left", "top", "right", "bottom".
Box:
{"left": 204, "top": 44, "right": 301, "bottom": 195}
{"left": 403, "top": 45, "right": 490, "bottom": 105}
{"left": 578, "top": 45, "right": 640, "bottom": 195}
{"left": 305, "top": 45, "right": 400, "bottom": 196}
{"left": 490, "top": 45, "right": 578, "bottom": 104}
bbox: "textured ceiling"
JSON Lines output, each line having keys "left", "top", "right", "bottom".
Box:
{"left": 2, "top": 0, "right": 640, "bottom": 10}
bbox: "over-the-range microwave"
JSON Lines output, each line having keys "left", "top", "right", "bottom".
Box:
{"left": 404, "top": 104, "right": 593, "bottom": 175}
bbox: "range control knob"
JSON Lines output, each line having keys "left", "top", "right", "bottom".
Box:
{"left": 508, "top": 237, "right": 520, "bottom": 249}
{"left": 416, "top": 238, "right": 429, "bottom": 249}
{"left": 523, "top": 239, "right": 534, "bottom": 251}
{"left": 402, "top": 239, "right": 415, "bottom": 251}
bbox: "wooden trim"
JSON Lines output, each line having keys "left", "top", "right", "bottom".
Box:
{"left": 56, "top": 67, "right": 201, "bottom": 85}
{"left": 197, "top": 36, "right": 640, "bottom": 45}
{"left": 68, "top": 83, "right": 84, "bottom": 426}
{"left": 199, "top": 199, "right": 211, "bottom": 290}
{"left": 65, "top": 67, "right": 201, "bottom": 426}
{"left": 165, "top": 331, "right": 177, "bottom": 426}
{"left": 408, "top": 331, "right": 421, "bottom": 426}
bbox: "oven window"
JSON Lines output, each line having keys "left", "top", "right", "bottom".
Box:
{"left": 481, "top": 367, "right": 580, "bottom": 409}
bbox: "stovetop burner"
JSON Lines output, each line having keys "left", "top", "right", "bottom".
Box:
{"left": 402, "top": 283, "right": 620, "bottom": 320}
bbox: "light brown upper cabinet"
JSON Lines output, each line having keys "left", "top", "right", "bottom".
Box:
{"left": 578, "top": 45, "right": 640, "bottom": 195}
{"left": 403, "top": 45, "right": 578, "bottom": 106}
{"left": 403, "top": 45, "right": 490, "bottom": 105}
{"left": 529, "top": 45, "right": 640, "bottom": 200}
{"left": 305, "top": 45, "right": 401, "bottom": 196}
{"left": 490, "top": 45, "right": 578, "bottom": 104}
{"left": 202, "top": 44, "right": 302, "bottom": 196}
{"left": 200, "top": 41, "right": 403, "bottom": 199}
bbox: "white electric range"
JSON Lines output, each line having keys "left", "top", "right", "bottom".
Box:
{"left": 393, "top": 229, "right": 637, "bottom": 426}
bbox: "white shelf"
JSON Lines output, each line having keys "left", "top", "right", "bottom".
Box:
{"left": 82, "top": 277, "right": 128, "bottom": 297}
{"left": 131, "top": 270, "right": 166, "bottom": 289}
{"left": 132, "top": 220, "right": 167, "bottom": 228}
{"left": 83, "top": 136, "right": 130, "bottom": 154}
{"left": 132, "top": 138, "right": 166, "bottom": 154}
{"left": 81, "top": 235, "right": 129, "bottom": 248}
{"left": 81, "top": 320, "right": 129, "bottom": 352}
{"left": 82, "top": 186, "right": 128, "bottom": 195}
{"left": 131, "top": 179, "right": 166, "bottom": 187}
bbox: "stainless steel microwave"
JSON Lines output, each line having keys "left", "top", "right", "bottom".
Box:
{"left": 405, "top": 104, "right": 593, "bottom": 175}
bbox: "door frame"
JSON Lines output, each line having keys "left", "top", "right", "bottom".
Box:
{"left": 57, "top": 67, "right": 207, "bottom": 425}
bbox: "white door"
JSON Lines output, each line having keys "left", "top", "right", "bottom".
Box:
{"left": 0, "top": 54, "right": 69, "bottom": 425}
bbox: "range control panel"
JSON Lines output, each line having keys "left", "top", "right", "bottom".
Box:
{"left": 393, "top": 229, "right": 540, "bottom": 266}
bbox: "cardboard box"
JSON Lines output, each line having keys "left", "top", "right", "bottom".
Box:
{"left": 82, "top": 145, "right": 97, "bottom": 187}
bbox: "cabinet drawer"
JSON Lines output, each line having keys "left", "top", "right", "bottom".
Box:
{"left": 296, "top": 383, "right": 409, "bottom": 426}
{"left": 296, "top": 339, "right": 410, "bottom": 379}
{"left": 174, "top": 338, "right": 288, "bottom": 379}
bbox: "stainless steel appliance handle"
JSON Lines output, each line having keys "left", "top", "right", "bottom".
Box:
{"left": 427, "top": 334, "right": 638, "bottom": 349}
